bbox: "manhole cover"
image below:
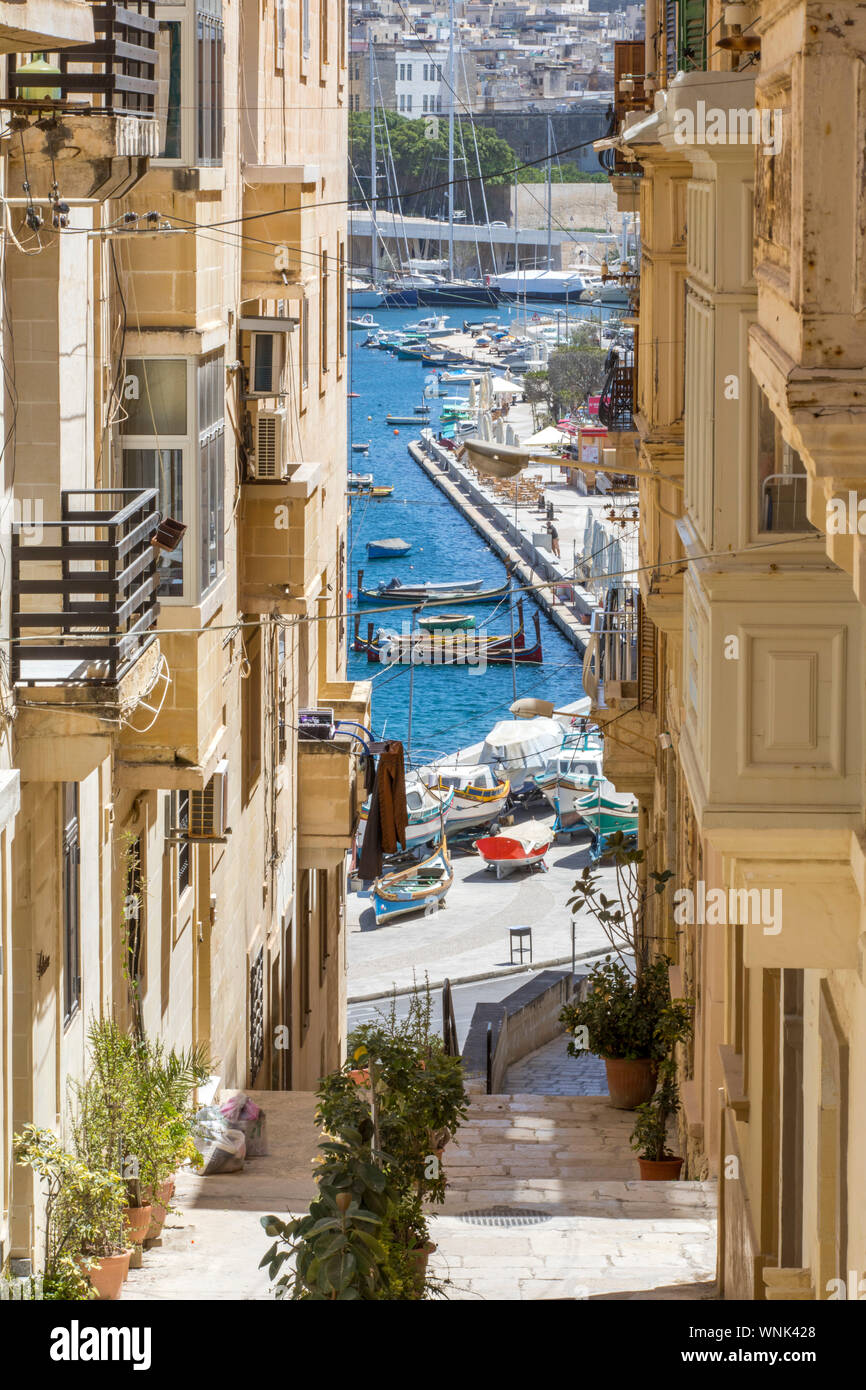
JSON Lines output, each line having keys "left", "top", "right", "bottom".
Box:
{"left": 456, "top": 1206, "right": 552, "bottom": 1227}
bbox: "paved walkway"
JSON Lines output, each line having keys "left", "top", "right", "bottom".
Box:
{"left": 505, "top": 1035, "right": 609, "bottom": 1096}
{"left": 348, "top": 805, "right": 615, "bottom": 999}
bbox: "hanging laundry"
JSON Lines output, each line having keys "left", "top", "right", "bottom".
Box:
{"left": 358, "top": 741, "right": 409, "bottom": 880}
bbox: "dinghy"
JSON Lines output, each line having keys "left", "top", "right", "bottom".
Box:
{"left": 372, "top": 840, "right": 453, "bottom": 924}
{"left": 355, "top": 571, "right": 507, "bottom": 605}
{"left": 473, "top": 821, "right": 552, "bottom": 878}
{"left": 386, "top": 413, "right": 427, "bottom": 425}
{"left": 416, "top": 612, "right": 476, "bottom": 632}
{"left": 351, "top": 441, "right": 371, "bottom": 453}
{"left": 366, "top": 538, "right": 412, "bottom": 559}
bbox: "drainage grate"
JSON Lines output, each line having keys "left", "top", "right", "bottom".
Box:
{"left": 455, "top": 1206, "right": 552, "bottom": 1227}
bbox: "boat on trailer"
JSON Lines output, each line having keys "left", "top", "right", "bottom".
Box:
{"left": 535, "top": 729, "right": 605, "bottom": 809}
{"left": 473, "top": 821, "right": 552, "bottom": 878}
{"left": 569, "top": 781, "right": 639, "bottom": 840}
{"left": 372, "top": 840, "right": 454, "bottom": 924}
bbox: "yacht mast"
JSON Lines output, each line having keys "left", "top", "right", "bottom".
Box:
{"left": 369, "top": 33, "right": 378, "bottom": 284}
{"left": 447, "top": 0, "right": 455, "bottom": 280}
{"left": 546, "top": 117, "right": 553, "bottom": 270}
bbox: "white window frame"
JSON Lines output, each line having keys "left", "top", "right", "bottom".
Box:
{"left": 152, "top": 0, "right": 224, "bottom": 169}
{"left": 120, "top": 355, "right": 226, "bottom": 605}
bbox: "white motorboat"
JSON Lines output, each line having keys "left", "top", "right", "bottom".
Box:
{"left": 410, "top": 314, "right": 451, "bottom": 337}
{"left": 491, "top": 269, "right": 590, "bottom": 301}
{"left": 535, "top": 731, "right": 605, "bottom": 810}
{"left": 432, "top": 716, "right": 565, "bottom": 793}
{"left": 348, "top": 279, "right": 385, "bottom": 309}
{"left": 349, "top": 312, "right": 380, "bottom": 330}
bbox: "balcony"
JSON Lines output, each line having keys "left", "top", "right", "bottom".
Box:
{"left": 598, "top": 353, "right": 636, "bottom": 433}
{"left": 12, "top": 488, "right": 163, "bottom": 778}
{"left": 0, "top": 0, "right": 94, "bottom": 53}
{"left": 582, "top": 594, "right": 638, "bottom": 710}
{"left": 298, "top": 681, "right": 373, "bottom": 862}
{"left": 582, "top": 589, "right": 656, "bottom": 795}
{"left": 5, "top": 2, "right": 158, "bottom": 199}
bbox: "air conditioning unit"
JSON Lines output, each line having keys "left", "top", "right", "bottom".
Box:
{"left": 188, "top": 759, "right": 229, "bottom": 839}
{"left": 250, "top": 407, "right": 287, "bottom": 479}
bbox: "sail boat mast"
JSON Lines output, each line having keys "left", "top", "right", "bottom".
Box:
{"left": 546, "top": 117, "right": 553, "bottom": 270}
{"left": 447, "top": 0, "right": 455, "bottom": 280}
{"left": 369, "top": 33, "right": 377, "bottom": 284}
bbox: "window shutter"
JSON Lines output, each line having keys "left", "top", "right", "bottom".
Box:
{"left": 665, "top": 0, "right": 678, "bottom": 80}
{"left": 678, "top": 0, "right": 706, "bottom": 72}
{"left": 637, "top": 596, "right": 657, "bottom": 712}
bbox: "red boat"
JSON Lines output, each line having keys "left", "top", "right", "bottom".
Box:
{"left": 473, "top": 821, "right": 552, "bottom": 878}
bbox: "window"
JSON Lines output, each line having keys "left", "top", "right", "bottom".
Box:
{"left": 196, "top": 0, "right": 223, "bottom": 165}
{"left": 399, "top": 93, "right": 405, "bottom": 111}
{"left": 198, "top": 352, "right": 225, "bottom": 595}
{"left": 242, "top": 625, "right": 262, "bottom": 800}
{"left": 62, "top": 783, "right": 80, "bottom": 1025}
{"left": 423, "top": 94, "right": 428, "bottom": 111}
{"left": 276, "top": 627, "right": 288, "bottom": 763}
{"left": 320, "top": 250, "right": 329, "bottom": 375}
{"left": 318, "top": 869, "right": 329, "bottom": 979}
{"left": 399, "top": 63, "right": 405, "bottom": 80}
{"left": 250, "top": 333, "right": 279, "bottom": 394}
{"left": 122, "top": 354, "right": 225, "bottom": 602}
{"left": 406, "top": 63, "right": 412, "bottom": 80}
{"left": 156, "top": 21, "right": 183, "bottom": 158}
{"left": 406, "top": 93, "right": 412, "bottom": 112}
{"left": 176, "top": 791, "right": 191, "bottom": 895}
{"left": 437, "top": 94, "right": 442, "bottom": 112}
{"left": 275, "top": 0, "right": 286, "bottom": 70}
{"left": 338, "top": 238, "right": 346, "bottom": 361}
{"left": 756, "top": 389, "right": 813, "bottom": 534}
{"left": 423, "top": 62, "right": 428, "bottom": 81}
{"left": 300, "top": 871, "right": 312, "bottom": 1029}
{"left": 124, "top": 835, "right": 145, "bottom": 1036}
{"left": 320, "top": 0, "right": 329, "bottom": 64}
{"left": 302, "top": 0, "right": 310, "bottom": 58}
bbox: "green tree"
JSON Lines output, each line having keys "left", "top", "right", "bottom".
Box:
{"left": 546, "top": 344, "right": 608, "bottom": 414}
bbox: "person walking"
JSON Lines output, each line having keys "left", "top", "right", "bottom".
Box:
{"left": 547, "top": 520, "right": 561, "bottom": 559}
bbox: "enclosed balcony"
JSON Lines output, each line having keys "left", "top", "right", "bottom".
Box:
{"left": 297, "top": 681, "right": 373, "bottom": 861}
{"left": 5, "top": 1, "right": 159, "bottom": 199}
{"left": 598, "top": 349, "right": 636, "bottom": 435}
{"left": 12, "top": 488, "right": 163, "bottom": 778}
{"left": 581, "top": 591, "right": 639, "bottom": 710}
{"left": 582, "top": 589, "right": 657, "bottom": 794}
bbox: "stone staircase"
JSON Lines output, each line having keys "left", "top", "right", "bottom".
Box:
{"left": 429, "top": 1093, "right": 718, "bottom": 1301}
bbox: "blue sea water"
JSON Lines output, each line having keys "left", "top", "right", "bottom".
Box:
{"left": 346, "top": 304, "right": 600, "bottom": 765}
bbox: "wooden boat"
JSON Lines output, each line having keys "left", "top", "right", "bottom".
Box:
{"left": 571, "top": 781, "right": 639, "bottom": 839}
{"left": 473, "top": 822, "right": 552, "bottom": 878}
{"left": 351, "top": 441, "right": 371, "bottom": 453}
{"left": 394, "top": 344, "right": 427, "bottom": 361}
{"left": 386, "top": 413, "right": 427, "bottom": 425}
{"left": 359, "top": 780, "right": 454, "bottom": 855}
{"left": 416, "top": 612, "right": 476, "bottom": 632}
{"left": 355, "top": 605, "right": 530, "bottom": 662}
{"left": 372, "top": 840, "right": 453, "bottom": 924}
{"left": 535, "top": 730, "right": 605, "bottom": 808}
{"left": 355, "top": 570, "right": 507, "bottom": 605}
{"left": 424, "top": 763, "right": 510, "bottom": 833}
{"left": 413, "top": 403, "right": 431, "bottom": 415}
{"left": 366, "top": 538, "right": 412, "bottom": 559}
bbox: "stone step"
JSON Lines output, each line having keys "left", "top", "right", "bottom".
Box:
{"left": 439, "top": 1177, "right": 718, "bottom": 1215}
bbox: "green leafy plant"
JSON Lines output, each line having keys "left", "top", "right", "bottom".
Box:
{"left": 560, "top": 956, "right": 692, "bottom": 1062}
{"left": 630, "top": 1062, "right": 681, "bottom": 1161}
{"left": 13, "top": 1126, "right": 127, "bottom": 1299}
{"left": 568, "top": 834, "right": 674, "bottom": 975}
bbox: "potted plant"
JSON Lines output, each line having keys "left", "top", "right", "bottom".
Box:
{"left": 560, "top": 956, "right": 692, "bottom": 1108}
{"left": 14, "top": 1125, "right": 128, "bottom": 1300}
{"left": 630, "top": 1062, "right": 684, "bottom": 1180}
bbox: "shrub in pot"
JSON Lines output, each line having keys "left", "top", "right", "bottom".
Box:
{"left": 560, "top": 956, "right": 692, "bottom": 1109}
{"left": 630, "top": 1062, "right": 683, "bottom": 1180}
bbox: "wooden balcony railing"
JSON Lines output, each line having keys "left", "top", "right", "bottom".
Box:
{"left": 7, "top": 2, "right": 159, "bottom": 118}
{"left": 12, "top": 488, "right": 160, "bottom": 686}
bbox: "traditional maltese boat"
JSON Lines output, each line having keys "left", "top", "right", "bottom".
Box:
{"left": 355, "top": 571, "right": 508, "bottom": 606}
{"left": 473, "top": 822, "right": 552, "bottom": 878}
{"left": 423, "top": 763, "right": 510, "bottom": 833}
{"left": 535, "top": 730, "right": 605, "bottom": 810}
{"left": 372, "top": 841, "right": 453, "bottom": 925}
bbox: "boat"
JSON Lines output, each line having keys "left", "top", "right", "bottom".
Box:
{"left": 349, "top": 313, "right": 380, "bottom": 330}
{"left": 571, "top": 780, "right": 639, "bottom": 840}
{"left": 413, "top": 403, "right": 431, "bottom": 415}
{"left": 410, "top": 314, "right": 451, "bottom": 336}
{"left": 351, "top": 441, "right": 371, "bottom": 453}
{"left": 491, "top": 269, "right": 590, "bottom": 302}
{"left": 417, "top": 282, "right": 501, "bottom": 308}
{"left": 366, "top": 538, "right": 412, "bottom": 559}
{"left": 355, "top": 571, "right": 509, "bottom": 606}
{"left": 473, "top": 821, "right": 552, "bottom": 878}
{"left": 348, "top": 471, "right": 374, "bottom": 490}
{"left": 416, "top": 612, "right": 476, "bottom": 632}
{"left": 394, "top": 344, "right": 427, "bottom": 361}
{"left": 372, "top": 840, "right": 454, "bottom": 924}
{"left": 430, "top": 716, "right": 565, "bottom": 792}
{"left": 535, "top": 730, "right": 605, "bottom": 810}
{"left": 368, "top": 485, "right": 394, "bottom": 498}
{"left": 422, "top": 763, "right": 510, "bottom": 833}
{"left": 386, "top": 413, "right": 428, "bottom": 426}
{"left": 354, "top": 601, "right": 525, "bottom": 657}
{"left": 359, "top": 780, "right": 454, "bottom": 856}
{"left": 348, "top": 279, "right": 384, "bottom": 309}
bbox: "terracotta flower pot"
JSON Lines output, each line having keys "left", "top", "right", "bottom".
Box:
{"left": 410, "top": 1240, "right": 437, "bottom": 1284}
{"left": 604, "top": 1057, "right": 657, "bottom": 1110}
{"left": 123, "top": 1204, "right": 153, "bottom": 1246}
{"left": 348, "top": 1067, "right": 370, "bottom": 1086}
{"left": 80, "top": 1249, "right": 131, "bottom": 1301}
{"left": 637, "top": 1156, "right": 684, "bottom": 1182}
{"left": 145, "top": 1178, "right": 176, "bottom": 1241}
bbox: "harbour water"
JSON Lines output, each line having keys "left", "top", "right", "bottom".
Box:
{"left": 346, "top": 304, "right": 604, "bottom": 763}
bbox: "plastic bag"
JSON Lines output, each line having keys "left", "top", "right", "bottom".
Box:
{"left": 219, "top": 1094, "right": 268, "bottom": 1158}
{"left": 192, "top": 1106, "right": 246, "bottom": 1175}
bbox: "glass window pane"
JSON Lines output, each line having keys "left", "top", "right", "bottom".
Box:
{"left": 123, "top": 448, "right": 184, "bottom": 596}
{"left": 122, "top": 359, "right": 188, "bottom": 436}
{"left": 156, "top": 22, "right": 182, "bottom": 159}
{"left": 253, "top": 334, "right": 274, "bottom": 393}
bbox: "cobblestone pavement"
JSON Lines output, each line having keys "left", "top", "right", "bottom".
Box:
{"left": 505, "top": 1035, "right": 609, "bottom": 1095}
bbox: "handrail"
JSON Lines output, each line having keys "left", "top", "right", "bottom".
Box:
{"left": 442, "top": 977, "right": 459, "bottom": 1057}
{"left": 485, "top": 1021, "right": 493, "bottom": 1095}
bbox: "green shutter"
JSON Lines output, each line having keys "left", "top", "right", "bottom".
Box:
{"left": 678, "top": 0, "right": 707, "bottom": 72}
